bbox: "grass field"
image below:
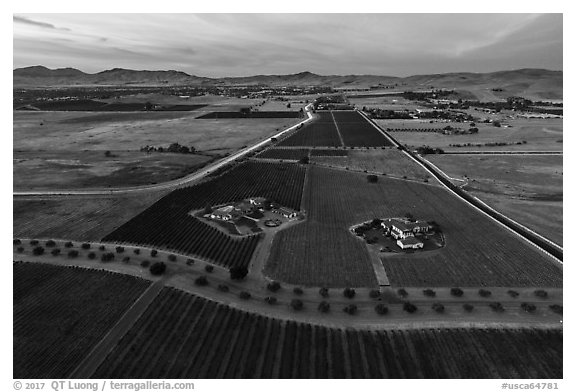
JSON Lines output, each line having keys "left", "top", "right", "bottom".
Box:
{"left": 266, "top": 165, "right": 562, "bottom": 288}
{"left": 378, "top": 117, "right": 563, "bottom": 152}
{"left": 13, "top": 262, "right": 150, "bottom": 379}
{"left": 93, "top": 286, "right": 563, "bottom": 378}
{"left": 13, "top": 192, "right": 167, "bottom": 242}
{"left": 14, "top": 151, "right": 213, "bottom": 190}
{"left": 14, "top": 109, "right": 299, "bottom": 189}
{"left": 311, "top": 148, "right": 432, "bottom": 182}
{"left": 426, "top": 154, "right": 562, "bottom": 245}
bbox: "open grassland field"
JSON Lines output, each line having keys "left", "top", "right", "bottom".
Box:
{"left": 14, "top": 192, "right": 166, "bottom": 242}
{"left": 311, "top": 148, "right": 433, "bottom": 182}
{"left": 277, "top": 112, "right": 342, "bottom": 147}
{"left": 13, "top": 262, "right": 150, "bottom": 379}
{"left": 332, "top": 111, "right": 394, "bottom": 147}
{"left": 427, "top": 154, "right": 562, "bottom": 245}
{"left": 348, "top": 96, "right": 429, "bottom": 111}
{"left": 197, "top": 111, "right": 302, "bottom": 119}
{"left": 266, "top": 166, "right": 562, "bottom": 288}
{"left": 14, "top": 151, "right": 212, "bottom": 191}
{"left": 256, "top": 148, "right": 311, "bottom": 161}
{"left": 378, "top": 118, "right": 562, "bottom": 152}
{"left": 258, "top": 99, "right": 308, "bottom": 112}
{"left": 14, "top": 110, "right": 300, "bottom": 189}
{"left": 93, "top": 286, "right": 562, "bottom": 379}
{"left": 103, "top": 162, "right": 306, "bottom": 267}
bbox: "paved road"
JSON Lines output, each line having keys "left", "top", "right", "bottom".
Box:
{"left": 14, "top": 104, "right": 314, "bottom": 197}
{"left": 68, "top": 278, "right": 166, "bottom": 379}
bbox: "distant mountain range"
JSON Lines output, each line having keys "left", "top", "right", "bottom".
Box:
{"left": 13, "top": 66, "right": 563, "bottom": 100}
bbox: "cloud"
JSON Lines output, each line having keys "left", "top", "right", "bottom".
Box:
{"left": 13, "top": 15, "right": 70, "bottom": 31}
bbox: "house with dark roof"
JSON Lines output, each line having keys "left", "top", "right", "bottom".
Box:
{"left": 273, "top": 207, "right": 297, "bottom": 219}
{"left": 210, "top": 205, "right": 236, "bottom": 221}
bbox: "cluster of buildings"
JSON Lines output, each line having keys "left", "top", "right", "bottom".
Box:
{"left": 209, "top": 197, "right": 297, "bottom": 222}
{"left": 380, "top": 218, "right": 433, "bottom": 250}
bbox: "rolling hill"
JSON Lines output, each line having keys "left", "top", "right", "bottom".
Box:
{"left": 13, "top": 66, "right": 562, "bottom": 100}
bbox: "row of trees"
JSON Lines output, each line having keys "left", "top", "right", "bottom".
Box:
{"left": 140, "top": 142, "right": 197, "bottom": 154}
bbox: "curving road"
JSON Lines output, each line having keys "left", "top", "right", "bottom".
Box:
{"left": 13, "top": 104, "right": 315, "bottom": 197}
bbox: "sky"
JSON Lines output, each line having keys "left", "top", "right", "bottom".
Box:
{"left": 13, "top": 13, "right": 563, "bottom": 77}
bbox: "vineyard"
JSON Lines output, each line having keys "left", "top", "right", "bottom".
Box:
{"left": 13, "top": 191, "right": 167, "bottom": 242}
{"left": 277, "top": 112, "right": 342, "bottom": 147}
{"left": 332, "top": 111, "right": 393, "bottom": 147}
{"left": 257, "top": 148, "right": 311, "bottom": 160}
{"left": 103, "top": 161, "right": 307, "bottom": 267}
{"left": 267, "top": 165, "right": 562, "bottom": 288}
{"left": 197, "top": 111, "right": 302, "bottom": 119}
{"left": 310, "top": 149, "right": 348, "bottom": 157}
{"left": 93, "top": 286, "right": 563, "bottom": 378}
{"left": 13, "top": 262, "right": 151, "bottom": 379}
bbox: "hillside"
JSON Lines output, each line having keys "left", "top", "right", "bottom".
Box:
{"left": 13, "top": 66, "right": 562, "bottom": 100}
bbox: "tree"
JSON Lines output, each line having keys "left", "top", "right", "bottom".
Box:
{"left": 369, "top": 289, "right": 381, "bottom": 299}
{"left": 51, "top": 248, "right": 61, "bottom": 256}
{"left": 478, "top": 289, "right": 492, "bottom": 298}
{"left": 105, "top": 151, "right": 112, "bottom": 158}
{"left": 265, "top": 296, "right": 277, "bottom": 305}
{"left": 150, "top": 262, "right": 167, "bottom": 276}
{"left": 32, "top": 246, "right": 45, "bottom": 256}
{"left": 299, "top": 156, "right": 310, "bottom": 164}
{"left": 423, "top": 289, "right": 436, "bottom": 297}
{"left": 64, "top": 241, "right": 74, "bottom": 248}
{"left": 432, "top": 303, "right": 445, "bottom": 313}
{"left": 101, "top": 252, "right": 115, "bottom": 262}
{"left": 403, "top": 302, "right": 417, "bottom": 313}
{"left": 150, "top": 249, "right": 158, "bottom": 257}
{"left": 520, "top": 303, "right": 536, "bottom": 313}
{"left": 450, "top": 288, "right": 464, "bottom": 297}
{"left": 115, "top": 246, "right": 125, "bottom": 253}
{"left": 463, "top": 303, "right": 474, "bottom": 312}
{"left": 88, "top": 252, "right": 96, "bottom": 260}
{"left": 239, "top": 291, "right": 251, "bottom": 300}
{"left": 141, "top": 260, "right": 150, "bottom": 268}
{"left": 318, "top": 301, "right": 331, "bottom": 313}
{"left": 534, "top": 289, "right": 548, "bottom": 299}
{"left": 144, "top": 101, "right": 154, "bottom": 111}
{"left": 375, "top": 304, "right": 389, "bottom": 315}
{"left": 343, "top": 288, "right": 356, "bottom": 299}
{"left": 367, "top": 174, "right": 378, "bottom": 183}
{"left": 205, "top": 265, "right": 214, "bottom": 273}
{"left": 203, "top": 204, "right": 213, "bottom": 215}
{"left": 286, "top": 103, "right": 291, "bottom": 108}
{"left": 397, "top": 288, "right": 408, "bottom": 298}
{"left": 319, "top": 287, "right": 329, "bottom": 298}
{"left": 293, "top": 287, "right": 304, "bottom": 295}
{"left": 230, "top": 266, "right": 249, "bottom": 280}
{"left": 68, "top": 250, "right": 79, "bottom": 258}
{"left": 45, "top": 240, "right": 56, "bottom": 247}
{"left": 290, "top": 299, "right": 304, "bottom": 311}
{"left": 218, "top": 284, "right": 230, "bottom": 292}
{"left": 81, "top": 243, "right": 91, "bottom": 250}
{"left": 195, "top": 275, "right": 209, "bottom": 286}
{"left": 267, "top": 281, "right": 281, "bottom": 292}
{"left": 343, "top": 304, "right": 358, "bottom": 315}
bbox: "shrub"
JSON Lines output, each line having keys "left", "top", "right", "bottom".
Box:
{"left": 122, "top": 256, "right": 130, "bottom": 263}
{"left": 81, "top": 243, "right": 91, "bottom": 250}
{"left": 45, "top": 240, "right": 56, "bottom": 247}
{"left": 150, "top": 249, "right": 158, "bottom": 257}
{"left": 549, "top": 304, "right": 563, "bottom": 314}
{"left": 168, "top": 254, "right": 177, "bottom": 262}
{"left": 133, "top": 248, "right": 140, "bottom": 255}
{"left": 239, "top": 291, "right": 251, "bottom": 300}
{"left": 375, "top": 304, "right": 389, "bottom": 315}
{"left": 403, "top": 302, "right": 417, "bottom": 313}
{"left": 432, "top": 303, "right": 445, "bottom": 313}
{"left": 534, "top": 289, "right": 548, "bottom": 299}
{"left": 30, "top": 240, "right": 39, "bottom": 246}
{"left": 343, "top": 288, "right": 356, "bottom": 299}
{"left": 101, "top": 252, "right": 115, "bottom": 262}
{"left": 507, "top": 290, "right": 519, "bottom": 298}
{"left": 520, "top": 302, "right": 537, "bottom": 313}
{"left": 478, "top": 289, "right": 492, "bottom": 298}
{"left": 87, "top": 252, "right": 96, "bottom": 260}
{"left": 150, "top": 262, "right": 166, "bottom": 276}
{"left": 423, "top": 289, "right": 436, "bottom": 297}
{"left": 65, "top": 241, "right": 74, "bottom": 248}
{"left": 13, "top": 239, "right": 21, "bottom": 245}
{"left": 450, "top": 288, "right": 464, "bottom": 297}
{"left": 291, "top": 299, "right": 304, "bottom": 311}
{"left": 293, "top": 287, "right": 304, "bottom": 295}
{"left": 267, "top": 281, "right": 281, "bottom": 292}
{"left": 99, "top": 245, "right": 106, "bottom": 251}
{"left": 140, "top": 260, "right": 150, "bottom": 268}
{"left": 115, "top": 246, "right": 125, "bottom": 253}
{"left": 195, "top": 275, "right": 209, "bottom": 286}
{"left": 230, "top": 265, "right": 248, "bottom": 280}
{"left": 318, "top": 301, "right": 331, "bottom": 313}
{"left": 463, "top": 303, "right": 474, "bottom": 312}
{"left": 186, "top": 259, "right": 194, "bottom": 266}
{"left": 51, "top": 248, "right": 61, "bottom": 256}
{"left": 265, "top": 296, "right": 278, "bottom": 305}
{"left": 369, "top": 289, "right": 381, "bottom": 299}
{"left": 205, "top": 265, "right": 214, "bottom": 273}
{"left": 218, "top": 284, "right": 229, "bottom": 292}
{"left": 397, "top": 288, "right": 408, "bottom": 298}
{"left": 367, "top": 174, "right": 378, "bottom": 183}
{"left": 68, "top": 250, "right": 79, "bottom": 258}
{"left": 489, "top": 302, "right": 505, "bottom": 312}
{"left": 319, "top": 287, "right": 329, "bottom": 297}
{"left": 343, "top": 304, "right": 358, "bottom": 315}
{"left": 16, "top": 247, "right": 24, "bottom": 253}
